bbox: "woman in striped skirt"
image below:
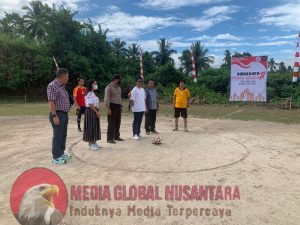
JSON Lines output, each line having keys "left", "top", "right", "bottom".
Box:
{"left": 83, "top": 79, "right": 101, "bottom": 150}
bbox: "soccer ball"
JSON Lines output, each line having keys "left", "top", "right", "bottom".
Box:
{"left": 152, "top": 135, "right": 162, "bottom": 145}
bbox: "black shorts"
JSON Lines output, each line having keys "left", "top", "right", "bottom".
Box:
{"left": 76, "top": 106, "right": 86, "bottom": 115}
{"left": 174, "top": 108, "right": 187, "bottom": 118}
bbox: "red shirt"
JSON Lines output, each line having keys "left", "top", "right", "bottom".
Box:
{"left": 73, "top": 86, "right": 86, "bottom": 107}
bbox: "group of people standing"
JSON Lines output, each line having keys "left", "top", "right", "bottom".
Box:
{"left": 47, "top": 69, "right": 190, "bottom": 165}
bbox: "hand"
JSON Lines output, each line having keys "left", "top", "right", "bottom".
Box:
{"left": 53, "top": 116, "right": 60, "bottom": 126}
{"left": 187, "top": 103, "right": 190, "bottom": 108}
{"left": 107, "top": 109, "right": 112, "bottom": 115}
{"left": 96, "top": 111, "right": 100, "bottom": 118}
{"left": 76, "top": 105, "right": 80, "bottom": 110}
{"left": 145, "top": 109, "right": 149, "bottom": 114}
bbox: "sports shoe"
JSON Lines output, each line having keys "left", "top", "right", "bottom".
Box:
{"left": 173, "top": 126, "right": 178, "bottom": 131}
{"left": 133, "top": 135, "right": 140, "bottom": 140}
{"left": 184, "top": 127, "right": 189, "bottom": 132}
{"left": 51, "top": 158, "right": 67, "bottom": 165}
{"left": 61, "top": 153, "right": 72, "bottom": 160}
{"left": 89, "top": 144, "right": 99, "bottom": 151}
{"left": 151, "top": 130, "right": 159, "bottom": 134}
{"left": 94, "top": 143, "right": 102, "bottom": 148}
{"left": 107, "top": 140, "right": 116, "bottom": 144}
{"left": 139, "top": 134, "right": 145, "bottom": 139}
{"left": 146, "top": 131, "right": 150, "bottom": 135}
{"left": 115, "top": 137, "right": 124, "bottom": 141}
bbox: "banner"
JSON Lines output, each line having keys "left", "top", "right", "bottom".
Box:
{"left": 230, "top": 56, "right": 268, "bottom": 102}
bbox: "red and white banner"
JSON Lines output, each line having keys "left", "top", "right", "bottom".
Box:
{"left": 230, "top": 56, "right": 268, "bottom": 102}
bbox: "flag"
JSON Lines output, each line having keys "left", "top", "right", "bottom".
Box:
{"left": 190, "top": 49, "right": 197, "bottom": 82}
{"left": 292, "top": 32, "right": 300, "bottom": 82}
{"left": 139, "top": 47, "right": 144, "bottom": 79}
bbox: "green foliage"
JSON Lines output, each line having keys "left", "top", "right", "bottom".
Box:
{"left": 0, "top": 0, "right": 299, "bottom": 107}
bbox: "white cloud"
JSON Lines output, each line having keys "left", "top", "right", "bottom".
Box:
{"left": 188, "top": 33, "right": 243, "bottom": 42}
{"left": 93, "top": 5, "right": 238, "bottom": 41}
{"left": 260, "top": 34, "right": 298, "bottom": 41}
{"left": 255, "top": 41, "right": 294, "bottom": 46}
{"left": 182, "top": 5, "right": 239, "bottom": 31}
{"left": 171, "top": 53, "right": 182, "bottom": 68}
{"left": 259, "top": 1, "right": 300, "bottom": 30}
{"left": 203, "top": 5, "right": 238, "bottom": 17}
{"left": 214, "top": 33, "right": 243, "bottom": 41}
{"left": 0, "top": 0, "right": 89, "bottom": 17}
{"left": 95, "top": 5, "right": 239, "bottom": 39}
{"left": 138, "top": 0, "right": 230, "bottom": 10}
{"left": 210, "top": 54, "right": 223, "bottom": 68}
{"left": 94, "top": 7, "right": 176, "bottom": 39}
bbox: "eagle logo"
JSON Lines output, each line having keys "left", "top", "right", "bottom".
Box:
{"left": 10, "top": 168, "right": 68, "bottom": 225}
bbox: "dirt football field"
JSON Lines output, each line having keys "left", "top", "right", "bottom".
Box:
{"left": 0, "top": 115, "right": 299, "bottom": 225}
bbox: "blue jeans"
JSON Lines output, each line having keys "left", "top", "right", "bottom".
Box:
{"left": 133, "top": 112, "right": 144, "bottom": 136}
{"left": 49, "top": 112, "right": 68, "bottom": 159}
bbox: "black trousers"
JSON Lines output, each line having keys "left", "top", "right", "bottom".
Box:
{"left": 133, "top": 112, "right": 144, "bottom": 136}
{"left": 145, "top": 109, "right": 157, "bottom": 132}
{"left": 76, "top": 106, "right": 86, "bottom": 129}
{"left": 107, "top": 103, "right": 121, "bottom": 141}
{"left": 49, "top": 111, "right": 68, "bottom": 159}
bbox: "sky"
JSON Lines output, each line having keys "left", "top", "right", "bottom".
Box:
{"left": 1, "top": 0, "right": 300, "bottom": 68}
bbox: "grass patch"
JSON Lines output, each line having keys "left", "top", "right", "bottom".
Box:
{"left": 0, "top": 102, "right": 300, "bottom": 124}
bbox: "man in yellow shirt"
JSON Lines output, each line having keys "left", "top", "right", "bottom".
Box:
{"left": 173, "top": 80, "right": 190, "bottom": 132}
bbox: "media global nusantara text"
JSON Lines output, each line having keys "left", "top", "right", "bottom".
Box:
{"left": 70, "top": 185, "right": 240, "bottom": 201}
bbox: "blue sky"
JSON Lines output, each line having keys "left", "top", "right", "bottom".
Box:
{"left": 1, "top": 0, "right": 300, "bottom": 67}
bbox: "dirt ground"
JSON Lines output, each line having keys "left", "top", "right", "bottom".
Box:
{"left": 0, "top": 115, "right": 299, "bottom": 225}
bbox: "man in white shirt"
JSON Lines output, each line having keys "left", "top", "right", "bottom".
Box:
{"left": 130, "top": 76, "right": 147, "bottom": 140}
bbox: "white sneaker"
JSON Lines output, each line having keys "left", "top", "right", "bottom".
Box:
{"left": 139, "top": 134, "right": 145, "bottom": 139}
{"left": 133, "top": 135, "right": 140, "bottom": 140}
{"left": 89, "top": 144, "right": 99, "bottom": 151}
{"left": 94, "top": 143, "right": 102, "bottom": 148}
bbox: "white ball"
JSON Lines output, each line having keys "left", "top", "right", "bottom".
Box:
{"left": 152, "top": 135, "right": 161, "bottom": 144}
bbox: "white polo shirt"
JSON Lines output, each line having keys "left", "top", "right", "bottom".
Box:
{"left": 85, "top": 91, "right": 99, "bottom": 108}
{"left": 130, "top": 87, "right": 146, "bottom": 112}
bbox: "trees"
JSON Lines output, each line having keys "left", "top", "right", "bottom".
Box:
{"left": 179, "top": 41, "right": 214, "bottom": 76}
{"left": 128, "top": 43, "right": 139, "bottom": 60}
{"left": 268, "top": 58, "right": 278, "bottom": 72}
{"left": 152, "top": 38, "right": 177, "bottom": 66}
{"left": 1, "top": 0, "right": 299, "bottom": 105}
{"left": 232, "top": 52, "right": 252, "bottom": 57}
{"left": 22, "top": 0, "right": 51, "bottom": 39}
{"left": 222, "top": 50, "right": 231, "bottom": 68}
{"left": 191, "top": 41, "right": 214, "bottom": 74}
{"left": 278, "top": 62, "right": 287, "bottom": 72}
{"left": 111, "top": 38, "right": 127, "bottom": 59}
{"left": 0, "top": 12, "right": 25, "bottom": 37}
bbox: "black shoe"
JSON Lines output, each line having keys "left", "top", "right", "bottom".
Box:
{"left": 146, "top": 131, "right": 150, "bottom": 135}
{"left": 115, "top": 137, "right": 124, "bottom": 141}
{"left": 107, "top": 140, "right": 116, "bottom": 144}
{"left": 151, "top": 130, "right": 159, "bottom": 134}
{"left": 78, "top": 128, "right": 82, "bottom": 132}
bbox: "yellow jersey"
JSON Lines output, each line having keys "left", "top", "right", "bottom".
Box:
{"left": 173, "top": 87, "right": 190, "bottom": 108}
